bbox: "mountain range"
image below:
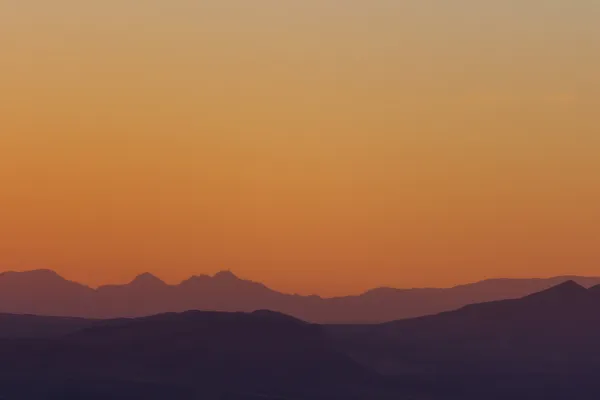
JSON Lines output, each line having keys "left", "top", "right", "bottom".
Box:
{"left": 3, "top": 269, "right": 600, "bottom": 323}
{"left": 327, "top": 280, "right": 600, "bottom": 399}
{"left": 2, "top": 281, "right": 600, "bottom": 399}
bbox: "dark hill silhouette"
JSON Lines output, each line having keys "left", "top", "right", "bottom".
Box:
{"left": 0, "top": 314, "right": 97, "bottom": 339}
{"left": 587, "top": 283, "right": 600, "bottom": 295}
{"left": 0, "top": 310, "right": 379, "bottom": 399}
{"left": 2, "top": 269, "right": 600, "bottom": 323}
{"left": 329, "top": 280, "right": 600, "bottom": 378}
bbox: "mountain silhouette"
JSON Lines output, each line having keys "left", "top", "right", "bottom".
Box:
{"left": 0, "top": 310, "right": 377, "bottom": 400}
{"left": 2, "top": 270, "right": 600, "bottom": 323}
{"left": 3, "top": 282, "right": 600, "bottom": 398}
{"left": 588, "top": 283, "right": 600, "bottom": 295}
{"left": 129, "top": 272, "right": 168, "bottom": 288}
{"left": 0, "top": 270, "right": 96, "bottom": 316}
{"left": 0, "top": 313, "right": 96, "bottom": 339}
{"left": 330, "top": 280, "right": 600, "bottom": 377}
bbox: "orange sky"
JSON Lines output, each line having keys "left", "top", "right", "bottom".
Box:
{"left": 1, "top": 1, "right": 599, "bottom": 296}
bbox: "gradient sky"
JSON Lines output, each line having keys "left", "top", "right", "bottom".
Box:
{"left": 1, "top": 1, "right": 599, "bottom": 295}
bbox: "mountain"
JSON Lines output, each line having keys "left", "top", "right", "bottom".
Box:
{"left": 3, "top": 282, "right": 600, "bottom": 399}
{"left": 329, "top": 281, "right": 600, "bottom": 376}
{"left": 96, "top": 273, "right": 175, "bottom": 317}
{"left": 323, "top": 281, "right": 600, "bottom": 398}
{"left": 2, "top": 270, "right": 600, "bottom": 323}
{"left": 0, "top": 313, "right": 97, "bottom": 339}
{"left": 0, "top": 310, "right": 381, "bottom": 400}
{"left": 0, "top": 270, "right": 96, "bottom": 316}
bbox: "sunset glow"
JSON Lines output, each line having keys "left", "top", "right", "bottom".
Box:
{"left": 1, "top": 1, "right": 599, "bottom": 295}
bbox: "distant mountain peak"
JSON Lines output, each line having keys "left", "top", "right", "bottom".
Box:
{"left": 213, "top": 270, "right": 239, "bottom": 281}
{"left": 130, "top": 273, "right": 166, "bottom": 287}
{"left": 526, "top": 280, "right": 588, "bottom": 300}
{"left": 548, "top": 279, "right": 586, "bottom": 291}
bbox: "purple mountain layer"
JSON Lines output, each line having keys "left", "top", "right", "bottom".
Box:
{"left": 2, "top": 269, "right": 600, "bottom": 323}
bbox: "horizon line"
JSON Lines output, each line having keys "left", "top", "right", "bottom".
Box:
{"left": 2, "top": 268, "right": 600, "bottom": 299}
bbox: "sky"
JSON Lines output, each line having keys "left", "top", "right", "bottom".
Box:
{"left": 1, "top": 1, "right": 599, "bottom": 296}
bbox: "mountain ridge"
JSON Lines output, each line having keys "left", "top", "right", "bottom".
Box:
{"left": 328, "top": 280, "right": 600, "bottom": 380}
{"left": 3, "top": 282, "right": 600, "bottom": 398}
{"left": 2, "top": 269, "right": 600, "bottom": 323}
